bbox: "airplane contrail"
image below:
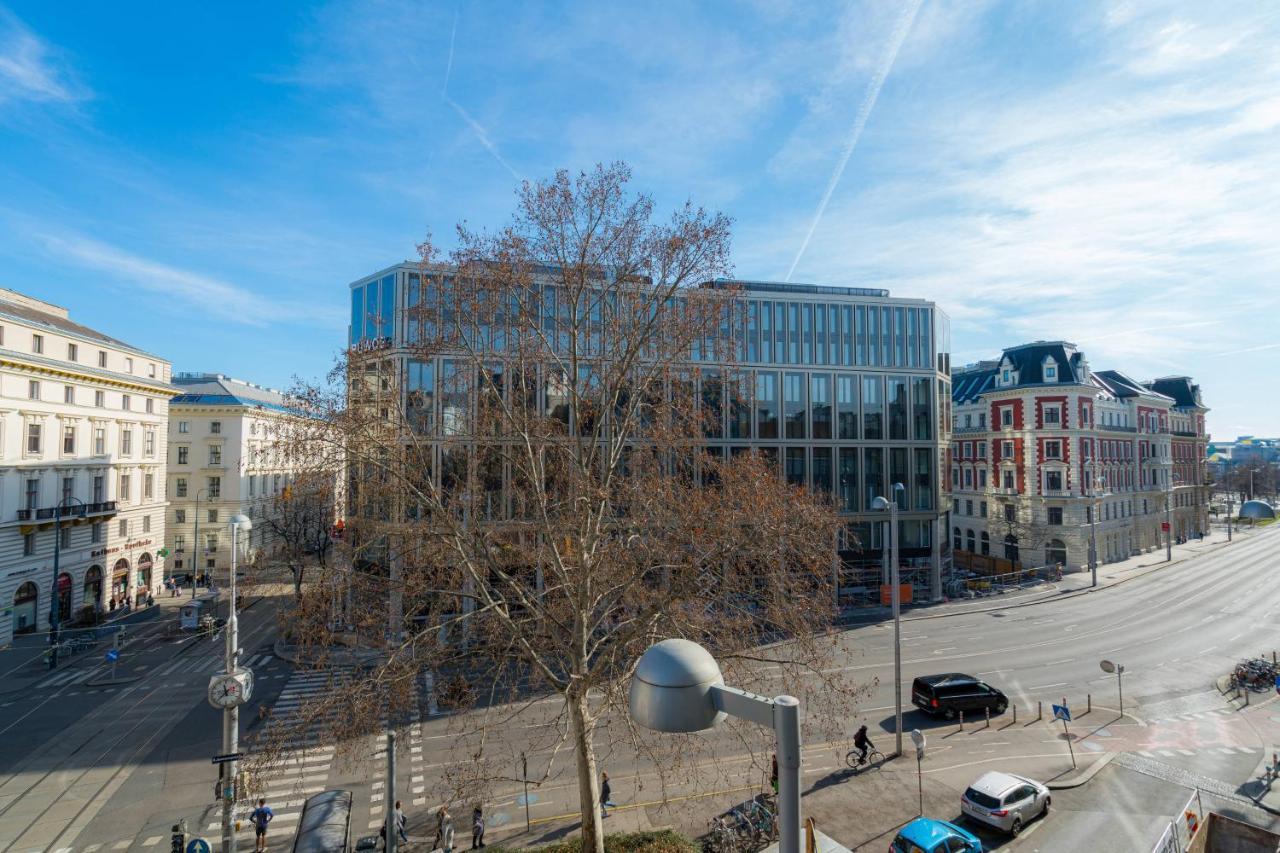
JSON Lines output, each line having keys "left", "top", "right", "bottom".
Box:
{"left": 785, "top": 0, "right": 924, "bottom": 282}
{"left": 442, "top": 8, "right": 457, "bottom": 96}
{"left": 440, "top": 7, "right": 522, "bottom": 182}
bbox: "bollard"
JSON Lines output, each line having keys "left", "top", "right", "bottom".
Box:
{"left": 1088, "top": 694, "right": 1092, "bottom": 715}
{"left": 1038, "top": 701, "right": 1043, "bottom": 722}
{"left": 1273, "top": 650, "right": 1276, "bottom": 667}
{"left": 985, "top": 706, "right": 990, "bottom": 728}
{"left": 1013, "top": 704, "right": 1017, "bottom": 724}
{"left": 959, "top": 710, "right": 964, "bottom": 731}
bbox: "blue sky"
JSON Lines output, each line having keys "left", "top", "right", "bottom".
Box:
{"left": 1, "top": 1, "right": 1276, "bottom": 438}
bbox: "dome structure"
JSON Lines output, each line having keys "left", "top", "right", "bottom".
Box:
{"left": 1239, "top": 500, "right": 1277, "bottom": 520}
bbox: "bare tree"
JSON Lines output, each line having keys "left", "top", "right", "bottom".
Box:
{"left": 258, "top": 467, "right": 337, "bottom": 601}
{"left": 276, "top": 164, "right": 866, "bottom": 852}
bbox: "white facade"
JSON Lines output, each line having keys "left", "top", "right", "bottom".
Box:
{"left": 166, "top": 374, "right": 304, "bottom": 578}
{"left": 0, "top": 289, "right": 175, "bottom": 647}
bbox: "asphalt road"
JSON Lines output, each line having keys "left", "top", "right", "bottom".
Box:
{"left": 1, "top": 526, "right": 1277, "bottom": 852}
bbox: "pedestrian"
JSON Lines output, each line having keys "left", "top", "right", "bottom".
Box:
{"left": 600, "top": 771, "right": 615, "bottom": 817}
{"left": 471, "top": 805, "right": 485, "bottom": 849}
{"left": 394, "top": 800, "right": 408, "bottom": 844}
{"left": 108, "top": 596, "right": 116, "bottom": 613}
{"left": 442, "top": 813, "right": 455, "bottom": 853}
{"left": 434, "top": 806, "right": 449, "bottom": 849}
{"left": 250, "top": 798, "right": 273, "bottom": 852}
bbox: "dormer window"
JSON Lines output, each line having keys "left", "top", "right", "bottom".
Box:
{"left": 1043, "top": 356, "right": 1058, "bottom": 382}
{"left": 1001, "top": 369, "right": 1011, "bottom": 385}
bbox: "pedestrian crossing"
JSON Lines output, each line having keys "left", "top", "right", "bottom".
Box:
{"left": 34, "top": 666, "right": 105, "bottom": 688}
{"left": 1146, "top": 707, "right": 1239, "bottom": 725}
{"left": 1135, "top": 746, "right": 1256, "bottom": 758}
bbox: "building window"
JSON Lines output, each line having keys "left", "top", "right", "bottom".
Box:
{"left": 1001, "top": 407, "right": 1013, "bottom": 427}
{"left": 1002, "top": 440, "right": 1013, "bottom": 458}
{"left": 28, "top": 379, "right": 39, "bottom": 400}
{"left": 62, "top": 424, "right": 75, "bottom": 454}
{"left": 1048, "top": 506, "right": 1064, "bottom": 525}
{"left": 119, "top": 473, "right": 131, "bottom": 502}
{"left": 91, "top": 522, "right": 102, "bottom": 543}
{"left": 121, "top": 394, "right": 130, "bottom": 411}
{"left": 1001, "top": 368, "right": 1010, "bottom": 384}
{"left": 978, "top": 469, "right": 987, "bottom": 488}
{"left": 144, "top": 430, "right": 155, "bottom": 457}
{"left": 175, "top": 534, "right": 186, "bottom": 552}
{"left": 144, "top": 473, "right": 154, "bottom": 500}
{"left": 210, "top": 421, "right": 222, "bottom": 434}
{"left": 175, "top": 477, "right": 187, "bottom": 497}
{"left": 1044, "top": 440, "right": 1062, "bottom": 459}
{"left": 25, "top": 478, "right": 39, "bottom": 509}
{"left": 119, "top": 518, "right": 128, "bottom": 537}
{"left": 1044, "top": 406, "right": 1061, "bottom": 426}
{"left": 980, "top": 501, "right": 988, "bottom": 518}
{"left": 1045, "top": 364, "right": 1057, "bottom": 381}
{"left": 95, "top": 390, "right": 105, "bottom": 407}
{"left": 965, "top": 499, "right": 973, "bottom": 515}
{"left": 67, "top": 342, "right": 78, "bottom": 361}
{"left": 980, "top": 531, "right": 990, "bottom": 555}
{"left": 23, "top": 532, "right": 36, "bottom": 556}
{"left": 98, "top": 350, "right": 107, "bottom": 367}
{"left": 121, "top": 428, "right": 133, "bottom": 456}
{"left": 93, "top": 425, "right": 105, "bottom": 455}
{"left": 209, "top": 445, "right": 221, "bottom": 465}
{"left": 178, "top": 421, "right": 189, "bottom": 434}
{"left": 142, "top": 515, "right": 151, "bottom": 533}
{"left": 977, "top": 442, "right": 987, "bottom": 459}
{"left": 64, "top": 385, "right": 75, "bottom": 404}
{"left": 1004, "top": 503, "right": 1015, "bottom": 522}
{"left": 148, "top": 363, "right": 156, "bottom": 378}
{"left": 176, "top": 509, "right": 186, "bottom": 523}
{"left": 208, "top": 509, "right": 218, "bottom": 523}
{"left": 32, "top": 334, "right": 43, "bottom": 354}
{"left": 93, "top": 475, "right": 103, "bottom": 502}
{"left": 146, "top": 398, "right": 154, "bottom": 414}
{"left": 208, "top": 476, "right": 221, "bottom": 498}
{"left": 124, "top": 357, "right": 133, "bottom": 373}
{"left": 1045, "top": 470, "right": 1063, "bottom": 492}
{"left": 953, "top": 498, "right": 960, "bottom": 514}
{"left": 26, "top": 422, "right": 42, "bottom": 454}
{"left": 1003, "top": 470, "right": 1014, "bottom": 490}
{"left": 177, "top": 446, "right": 188, "bottom": 465}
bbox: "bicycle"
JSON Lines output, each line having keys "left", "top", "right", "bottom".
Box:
{"left": 845, "top": 746, "right": 887, "bottom": 769}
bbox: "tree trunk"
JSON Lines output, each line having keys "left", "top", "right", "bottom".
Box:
{"left": 569, "top": 688, "right": 604, "bottom": 853}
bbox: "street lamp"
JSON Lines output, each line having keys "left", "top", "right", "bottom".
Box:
{"left": 1088, "top": 460, "right": 1109, "bottom": 589}
{"left": 215, "top": 513, "right": 253, "bottom": 853}
{"left": 872, "top": 482, "right": 906, "bottom": 758}
{"left": 48, "top": 496, "right": 88, "bottom": 669}
{"left": 630, "top": 639, "right": 804, "bottom": 853}
{"left": 191, "top": 488, "right": 207, "bottom": 600}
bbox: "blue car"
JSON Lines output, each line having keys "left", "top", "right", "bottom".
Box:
{"left": 890, "top": 817, "right": 983, "bottom": 853}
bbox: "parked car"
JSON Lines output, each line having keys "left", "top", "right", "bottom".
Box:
{"left": 890, "top": 817, "right": 983, "bottom": 852}
{"left": 961, "top": 770, "right": 1050, "bottom": 836}
{"left": 912, "top": 673, "right": 1008, "bottom": 719}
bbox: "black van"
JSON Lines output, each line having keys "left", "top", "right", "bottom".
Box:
{"left": 912, "top": 673, "right": 1008, "bottom": 719}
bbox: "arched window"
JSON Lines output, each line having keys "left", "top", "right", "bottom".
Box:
{"left": 953, "top": 527, "right": 961, "bottom": 551}
{"left": 84, "top": 565, "right": 104, "bottom": 610}
{"left": 56, "top": 572, "right": 73, "bottom": 623}
{"left": 1004, "top": 534, "right": 1019, "bottom": 563}
{"left": 966, "top": 529, "right": 976, "bottom": 553}
{"left": 1046, "top": 539, "right": 1067, "bottom": 568}
{"left": 980, "top": 531, "right": 990, "bottom": 556}
{"left": 112, "top": 558, "right": 130, "bottom": 603}
{"left": 13, "top": 582, "right": 38, "bottom": 634}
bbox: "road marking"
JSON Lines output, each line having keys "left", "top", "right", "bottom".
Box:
{"left": 1027, "top": 682, "right": 1068, "bottom": 690}
{"left": 1044, "top": 658, "right": 1074, "bottom": 666}
{"left": 932, "top": 647, "right": 957, "bottom": 654}
{"left": 1178, "top": 749, "right": 1196, "bottom": 756}
{"left": 978, "top": 669, "right": 1011, "bottom": 676}
{"left": 142, "top": 835, "right": 162, "bottom": 846}
{"left": 1201, "top": 646, "right": 1218, "bottom": 654}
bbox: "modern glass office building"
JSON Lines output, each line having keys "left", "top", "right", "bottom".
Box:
{"left": 348, "top": 264, "right": 952, "bottom": 607}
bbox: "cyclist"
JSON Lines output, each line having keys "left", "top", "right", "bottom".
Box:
{"left": 853, "top": 725, "right": 874, "bottom": 765}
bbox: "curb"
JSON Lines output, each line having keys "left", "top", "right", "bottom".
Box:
{"left": 1046, "top": 752, "right": 1116, "bottom": 789}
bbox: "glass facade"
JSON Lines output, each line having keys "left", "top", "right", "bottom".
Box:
{"left": 347, "top": 268, "right": 951, "bottom": 582}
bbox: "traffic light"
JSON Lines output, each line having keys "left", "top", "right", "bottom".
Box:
{"left": 171, "top": 822, "right": 186, "bottom": 853}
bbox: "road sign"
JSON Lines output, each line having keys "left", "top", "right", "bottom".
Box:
{"left": 1100, "top": 660, "right": 1115, "bottom": 674}
{"left": 186, "top": 839, "right": 211, "bottom": 853}
{"left": 1275, "top": 674, "right": 1280, "bottom": 694}
{"left": 1161, "top": 521, "right": 1170, "bottom": 531}
{"left": 910, "top": 729, "right": 926, "bottom": 751}
{"left": 1053, "top": 703, "right": 1071, "bottom": 722}
{"left": 105, "top": 648, "right": 119, "bottom": 663}
{"left": 211, "top": 752, "right": 243, "bottom": 764}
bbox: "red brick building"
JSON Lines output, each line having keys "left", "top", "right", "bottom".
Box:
{"left": 949, "top": 342, "right": 1209, "bottom": 573}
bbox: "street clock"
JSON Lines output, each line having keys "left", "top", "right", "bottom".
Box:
{"left": 207, "top": 668, "right": 254, "bottom": 709}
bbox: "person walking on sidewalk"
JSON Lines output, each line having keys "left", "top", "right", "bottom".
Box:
{"left": 434, "top": 806, "right": 449, "bottom": 849}
{"left": 250, "top": 798, "right": 274, "bottom": 852}
{"left": 441, "top": 813, "right": 455, "bottom": 853}
{"left": 471, "top": 805, "right": 485, "bottom": 849}
{"left": 600, "top": 771, "right": 616, "bottom": 817}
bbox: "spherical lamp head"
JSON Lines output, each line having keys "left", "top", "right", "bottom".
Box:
{"left": 629, "top": 639, "right": 725, "bottom": 733}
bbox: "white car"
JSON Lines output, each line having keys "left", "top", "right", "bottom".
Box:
{"left": 960, "top": 771, "right": 1050, "bottom": 835}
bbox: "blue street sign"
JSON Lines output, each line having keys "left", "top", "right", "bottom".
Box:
{"left": 1053, "top": 703, "right": 1071, "bottom": 722}
{"left": 105, "top": 648, "right": 119, "bottom": 663}
{"left": 186, "top": 839, "right": 211, "bottom": 853}
{"left": 1275, "top": 674, "right": 1280, "bottom": 693}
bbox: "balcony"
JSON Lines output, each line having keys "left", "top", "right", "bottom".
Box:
{"left": 13, "top": 501, "right": 117, "bottom": 524}
{"left": 993, "top": 487, "right": 1020, "bottom": 497}
{"left": 1098, "top": 424, "right": 1137, "bottom": 433}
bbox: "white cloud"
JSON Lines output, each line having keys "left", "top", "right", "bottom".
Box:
{"left": 36, "top": 231, "right": 344, "bottom": 328}
{"left": 0, "top": 10, "right": 87, "bottom": 106}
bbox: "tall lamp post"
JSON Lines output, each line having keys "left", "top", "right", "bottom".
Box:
{"left": 209, "top": 513, "right": 254, "bottom": 853}
{"left": 630, "top": 639, "right": 804, "bottom": 853}
{"left": 872, "top": 482, "right": 905, "bottom": 757}
{"left": 48, "top": 496, "right": 88, "bottom": 669}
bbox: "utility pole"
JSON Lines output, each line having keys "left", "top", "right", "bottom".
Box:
{"left": 385, "top": 729, "right": 398, "bottom": 853}
{"left": 1227, "top": 497, "right": 1234, "bottom": 541}
{"left": 1165, "top": 472, "right": 1174, "bottom": 562}
{"left": 192, "top": 488, "right": 206, "bottom": 600}
{"left": 49, "top": 497, "right": 87, "bottom": 669}
{"left": 873, "top": 483, "right": 906, "bottom": 757}
{"left": 217, "top": 515, "right": 252, "bottom": 853}
{"left": 1088, "top": 454, "right": 1100, "bottom": 588}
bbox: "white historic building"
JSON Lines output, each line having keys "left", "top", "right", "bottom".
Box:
{"left": 166, "top": 374, "right": 310, "bottom": 578}
{"left": 0, "top": 289, "right": 175, "bottom": 647}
